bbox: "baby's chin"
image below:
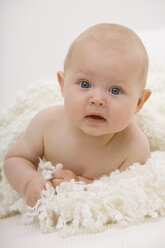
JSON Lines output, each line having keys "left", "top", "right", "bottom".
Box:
{"left": 80, "top": 126, "right": 111, "bottom": 137}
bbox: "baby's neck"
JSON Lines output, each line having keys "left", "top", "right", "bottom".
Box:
{"left": 70, "top": 124, "right": 116, "bottom": 147}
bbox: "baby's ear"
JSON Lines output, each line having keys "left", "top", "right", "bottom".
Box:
{"left": 135, "top": 89, "right": 151, "bottom": 113}
{"left": 57, "top": 71, "right": 64, "bottom": 96}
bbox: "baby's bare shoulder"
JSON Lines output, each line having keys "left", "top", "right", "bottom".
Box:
{"left": 38, "top": 105, "right": 65, "bottom": 134}
{"left": 119, "top": 121, "right": 150, "bottom": 170}
{"left": 35, "top": 105, "right": 64, "bottom": 122}
{"left": 5, "top": 105, "right": 64, "bottom": 163}
{"left": 129, "top": 121, "right": 150, "bottom": 151}
{"left": 29, "top": 105, "right": 64, "bottom": 130}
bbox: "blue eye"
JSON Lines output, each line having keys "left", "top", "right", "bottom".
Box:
{"left": 109, "top": 87, "right": 121, "bottom": 95}
{"left": 80, "top": 81, "right": 90, "bottom": 88}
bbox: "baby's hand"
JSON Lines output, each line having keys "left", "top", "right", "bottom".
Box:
{"left": 25, "top": 175, "right": 51, "bottom": 207}
{"left": 51, "top": 169, "right": 79, "bottom": 188}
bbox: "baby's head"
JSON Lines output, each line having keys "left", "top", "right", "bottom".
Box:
{"left": 64, "top": 23, "right": 148, "bottom": 88}
{"left": 57, "top": 23, "right": 151, "bottom": 136}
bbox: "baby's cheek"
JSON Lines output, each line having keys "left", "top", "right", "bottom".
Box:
{"left": 111, "top": 105, "right": 133, "bottom": 130}
{"left": 73, "top": 93, "right": 84, "bottom": 112}
{"left": 65, "top": 98, "right": 81, "bottom": 122}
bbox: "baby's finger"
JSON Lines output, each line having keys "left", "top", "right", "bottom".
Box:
{"left": 51, "top": 178, "right": 64, "bottom": 188}
{"left": 26, "top": 195, "right": 38, "bottom": 208}
{"left": 52, "top": 170, "right": 65, "bottom": 179}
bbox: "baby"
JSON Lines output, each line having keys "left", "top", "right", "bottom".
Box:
{"left": 4, "top": 23, "right": 151, "bottom": 207}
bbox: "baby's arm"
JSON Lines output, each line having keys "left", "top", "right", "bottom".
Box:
{"left": 4, "top": 109, "right": 51, "bottom": 207}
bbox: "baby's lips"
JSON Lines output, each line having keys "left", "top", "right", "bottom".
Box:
{"left": 86, "top": 113, "right": 106, "bottom": 120}
{"left": 85, "top": 114, "right": 106, "bottom": 123}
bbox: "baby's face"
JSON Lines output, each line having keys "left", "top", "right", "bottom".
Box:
{"left": 59, "top": 40, "right": 145, "bottom": 136}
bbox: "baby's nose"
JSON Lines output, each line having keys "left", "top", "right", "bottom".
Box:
{"left": 88, "top": 90, "right": 106, "bottom": 106}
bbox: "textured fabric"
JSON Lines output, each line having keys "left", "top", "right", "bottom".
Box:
{"left": 11, "top": 152, "right": 165, "bottom": 236}
{"left": 0, "top": 214, "right": 165, "bottom": 248}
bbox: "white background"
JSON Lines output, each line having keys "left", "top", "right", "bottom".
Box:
{"left": 1, "top": 0, "right": 165, "bottom": 111}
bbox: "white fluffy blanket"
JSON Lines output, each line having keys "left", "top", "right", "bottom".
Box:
{"left": 0, "top": 62, "right": 165, "bottom": 235}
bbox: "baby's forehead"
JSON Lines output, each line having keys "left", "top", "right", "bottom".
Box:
{"left": 67, "top": 25, "right": 145, "bottom": 62}
{"left": 74, "top": 26, "right": 144, "bottom": 56}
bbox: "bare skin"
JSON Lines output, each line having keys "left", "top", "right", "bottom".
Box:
{"left": 4, "top": 105, "right": 150, "bottom": 206}
{"left": 4, "top": 23, "right": 151, "bottom": 207}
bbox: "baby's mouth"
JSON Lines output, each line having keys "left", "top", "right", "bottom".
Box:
{"left": 85, "top": 114, "right": 106, "bottom": 123}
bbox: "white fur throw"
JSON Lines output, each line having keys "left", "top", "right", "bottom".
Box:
{"left": 0, "top": 62, "right": 165, "bottom": 235}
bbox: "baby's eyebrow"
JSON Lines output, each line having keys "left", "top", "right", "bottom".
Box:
{"left": 110, "top": 76, "right": 131, "bottom": 85}
{"left": 108, "top": 80, "right": 131, "bottom": 91}
{"left": 77, "top": 67, "right": 95, "bottom": 76}
{"left": 73, "top": 71, "right": 91, "bottom": 80}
